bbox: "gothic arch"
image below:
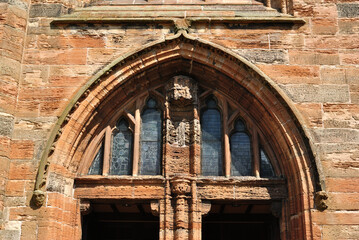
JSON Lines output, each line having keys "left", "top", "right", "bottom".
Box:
{"left": 33, "top": 31, "right": 324, "bottom": 239}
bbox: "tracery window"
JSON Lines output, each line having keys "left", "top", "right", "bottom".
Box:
{"left": 110, "top": 119, "right": 133, "bottom": 175}
{"left": 201, "top": 98, "right": 223, "bottom": 176}
{"left": 84, "top": 84, "right": 275, "bottom": 179}
{"left": 198, "top": 95, "right": 275, "bottom": 178}
{"left": 85, "top": 95, "right": 163, "bottom": 176}
{"left": 139, "top": 98, "right": 162, "bottom": 175}
{"left": 230, "top": 119, "right": 252, "bottom": 176}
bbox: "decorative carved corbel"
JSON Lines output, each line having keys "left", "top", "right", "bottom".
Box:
{"left": 80, "top": 199, "right": 92, "bottom": 215}
{"left": 201, "top": 200, "right": 212, "bottom": 216}
{"left": 315, "top": 191, "right": 328, "bottom": 211}
{"left": 32, "top": 190, "right": 46, "bottom": 208}
{"left": 171, "top": 178, "right": 191, "bottom": 197}
{"left": 150, "top": 200, "right": 160, "bottom": 217}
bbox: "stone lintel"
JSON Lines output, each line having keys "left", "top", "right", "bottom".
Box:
{"left": 197, "top": 178, "right": 287, "bottom": 200}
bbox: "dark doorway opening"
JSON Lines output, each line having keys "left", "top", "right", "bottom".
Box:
{"left": 82, "top": 200, "right": 159, "bottom": 240}
{"left": 202, "top": 201, "right": 280, "bottom": 240}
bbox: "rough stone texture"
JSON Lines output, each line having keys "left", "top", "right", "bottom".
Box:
{"left": 29, "top": 4, "right": 68, "bottom": 18}
{"left": 0, "top": 114, "right": 14, "bottom": 136}
{"left": 0, "top": 0, "right": 358, "bottom": 239}
{"left": 234, "top": 49, "right": 288, "bottom": 64}
{"left": 337, "top": 4, "right": 359, "bottom": 18}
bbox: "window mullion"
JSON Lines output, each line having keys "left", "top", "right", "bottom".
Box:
{"left": 132, "top": 100, "right": 141, "bottom": 176}
{"left": 252, "top": 128, "right": 260, "bottom": 178}
{"left": 102, "top": 126, "right": 112, "bottom": 176}
{"left": 222, "top": 101, "right": 231, "bottom": 177}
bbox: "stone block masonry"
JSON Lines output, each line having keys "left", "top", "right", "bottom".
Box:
{"left": 0, "top": 0, "right": 358, "bottom": 239}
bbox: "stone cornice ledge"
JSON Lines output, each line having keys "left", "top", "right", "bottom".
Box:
{"left": 51, "top": 16, "right": 305, "bottom": 26}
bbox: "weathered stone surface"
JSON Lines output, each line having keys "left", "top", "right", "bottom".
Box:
{"left": 312, "top": 128, "right": 359, "bottom": 143}
{"left": 281, "top": 84, "right": 350, "bottom": 103}
{"left": 234, "top": 49, "right": 288, "bottom": 64}
{"left": 0, "top": 230, "right": 21, "bottom": 240}
{"left": 339, "top": 19, "right": 359, "bottom": 34}
{"left": 320, "top": 67, "right": 346, "bottom": 84}
{"left": 322, "top": 225, "right": 359, "bottom": 240}
{"left": 337, "top": 4, "right": 359, "bottom": 18}
{"left": 46, "top": 173, "right": 73, "bottom": 196}
{"left": 289, "top": 50, "right": 339, "bottom": 65}
{"left": 0, "top": 0, "right": 28, "bottom": 10}
{"left": 0, "top": 113, "right": 14, "bottom": 136}
{"left": 1, "top": 0, "right": 359, "bottom": 239}
{"left": 29, "top": 3, "right": 67, "bottom": 18}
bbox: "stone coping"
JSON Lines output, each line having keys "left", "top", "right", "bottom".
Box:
{"left": 50, "top": 5, "right": 304, "bottom": 25}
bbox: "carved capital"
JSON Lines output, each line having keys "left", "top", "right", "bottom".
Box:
{"left": 171, "top": 178, "right": 191, "bottom": 196}
{"left": 166, "top": 75, "right": 197, "bottom": 107}
{"left": 80, "top": 199, "right": 92, "bottom": 215}
{"left": 32, "top": 190, "right": 46, "bottom": 207}
{"left": 315, "top": 191, "right": 328, "bottom": 211}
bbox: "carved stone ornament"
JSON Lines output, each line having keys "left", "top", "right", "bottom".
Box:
{"left": 80, "top": 199, "right": 92, "bottom": 215}
{"left": 201, "top": 201, "right": 212, "bottom": 216}
{"left": 315, "top": 191, "right": 328, "bottom": 211}
{"left": 171, "top": 178, "right": 191, "bottom": 196}
{"left": 173, "top": 19, "right": 191, "bottom": 33}
{"left": 32, "top": 190, "right": 46, "bottom": 207}
{"left": 166, "top": 75, "right": 198, "bottom": 107}
{"left": 150, "top": 200, "right": 160, "bottom": 216}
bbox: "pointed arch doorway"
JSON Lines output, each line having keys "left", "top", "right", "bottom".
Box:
{"left": 34, "top": 32, "right": 324, "bottom": 240}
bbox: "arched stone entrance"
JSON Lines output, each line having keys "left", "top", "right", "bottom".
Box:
{"left": 33, "top": 31, "right": 325, "bottom": 240}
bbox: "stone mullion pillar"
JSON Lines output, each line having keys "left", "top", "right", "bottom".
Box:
{"left": 191, "top": 108, "right": 201, "bottom": 175}
{"left": 171, "top": 178, "right": 191, "bottom": 240}
{"left": 164, "top": 75, "right": 201, "bottom": 240}
{"left": 132, "top": 100, "right": 141, "bottom": 176}
{"left": 252, "top": 129, "right": 260, "bottom": 178}
{"left": 189, "top": 181, "right": 201, "bottom": 240}
{"left": 222, "top": 99, "right": 231, "bottom": 177}
{"left": 175, "top": 196, "right": 187, "bottom": 239}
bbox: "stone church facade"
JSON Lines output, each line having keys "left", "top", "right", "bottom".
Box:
{"left": 0, "top": 0, "right": 358, "bottom": 239}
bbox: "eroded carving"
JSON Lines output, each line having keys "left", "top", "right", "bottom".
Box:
{"left": 150, "top": 200, "right": 160, "bottom": 216}
{"left": 315, "top": 191, "right": 328, "bottom": 211}
{"left": 201, "top": 200, "right": 212, "bottom": 216}
{"left": 166, "top": 75, "right": 197, "bottom": 107}
{"left": 80, "top": 199, "right": 92, "bottom": 215}
{"left": 166, "top": 119, "right": 201, "bottom": 146}
{"left": 171, "top": 178, "right": 191, "bottom": 196}
{"left": 32, "top": 190, "right": 46, "bottom": 207}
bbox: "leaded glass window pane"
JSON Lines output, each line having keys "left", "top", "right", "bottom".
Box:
{"left": 140, "top": 98, "right": 162, "bottom": 175}
{"left": 260, "top": 148, "right": 275, "bottom": 178}
{"left": 88, "top": 143, "right": 104, "bottom": 175}
{"left": 230, "top": 120, "right": 252, "bottom": 176}
{"left": 230, "top": 133, "right": 252, "bottom": 176}
{"left": 201, "top": 99, "right": 223, "bottom": 176}
{"left": 110, "top": 119, "right": 133, "bottom": 175}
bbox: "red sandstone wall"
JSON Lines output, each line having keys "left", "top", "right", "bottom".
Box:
{"left": 0, "top": 0, "right": 358, "bottom": 239}
{"left": 0, "top": 0, "right": 29, "bottom": 239}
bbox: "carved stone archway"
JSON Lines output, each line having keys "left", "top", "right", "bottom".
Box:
{"left": 33, "top": 31, "right": 325, "bottom": 240}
